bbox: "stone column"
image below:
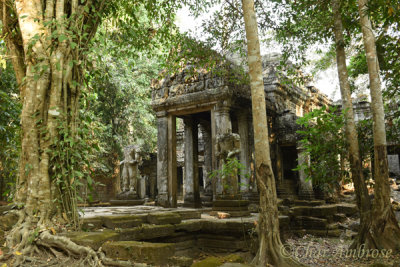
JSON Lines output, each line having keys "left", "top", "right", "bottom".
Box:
{"left": 156, "top": 111, "right": 169, "bottom": 207}
{"left": 237, "top": 110, "right": 251, "bottom": 192}
{"left": 213, "top": 102, "right": 232, "bottom": 195}
{"left": 297, "top": 144, "right": 314, "bottom": 200}
{"left": 167, "top": 114, "right": 177, "bottom": 207}
{"left": 183, "top": 116, "right": 201, "bottom": 208}
{"left": 200, "top": 122, "right": 213, "bottom": 197}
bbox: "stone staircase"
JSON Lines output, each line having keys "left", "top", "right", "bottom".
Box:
{"left": 276, "top": 179, "right": 298, "bottom": 199}
{"left": 64, "top": 209, "right": 291, "bottom": 265}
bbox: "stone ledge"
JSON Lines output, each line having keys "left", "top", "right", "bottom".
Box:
{"left": 102, "top": 240, "right": 175, "bottom": 265}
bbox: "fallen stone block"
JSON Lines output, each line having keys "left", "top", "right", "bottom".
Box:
{"left": 102, "top": 241, "right": 175, "bottom": 265}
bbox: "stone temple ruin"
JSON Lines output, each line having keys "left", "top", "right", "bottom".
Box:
{"left": 151, "top": 54, "right": 332, "bottom": 209}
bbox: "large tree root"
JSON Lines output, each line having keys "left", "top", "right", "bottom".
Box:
{"left": 351, "top": 207, "right": 400, "bottom": 251}
{"left": 2, "top": 216, "right": 132, "bottom": 266}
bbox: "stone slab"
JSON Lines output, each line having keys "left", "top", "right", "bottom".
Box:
{"left": 175, "top": 220, "right": 203, "bottom": 232}
{"left": 147, "top": 212, "right": 182, "bottom": 225}
{"left": 117, "top": 224, "right": 175, "bottom": 240}
{"left": 102, "top": 215, "right": 143, "bottom": 229}
{"left": 291, "top": 204, "right": 337, "bottom": 217}
{"left": 102, "top": 241, "right": 175, "bottom": 265}
{"left": 174, "top": 210, "right": 202, "bottom": 220}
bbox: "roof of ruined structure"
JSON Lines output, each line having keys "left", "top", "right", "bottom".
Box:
{"left": 151, "top": 53, "right": 332, "bottom": 115}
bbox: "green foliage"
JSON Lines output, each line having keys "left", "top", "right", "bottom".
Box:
{"left": 0, "top": 46, "right": 20, "bottom": 201}
{"left": 208, "top": 157, "right": 249, "bottom": 190}
{"left": 50, "top": 110, "right": 101, "bottom": 228}
{"left": 82, "top": 24, "right": 162, "bottom": 181}
{"left": 296, "top": 106, "right": 347, "bottom": 192}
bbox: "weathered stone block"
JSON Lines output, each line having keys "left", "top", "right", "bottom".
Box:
{"left": 175, "top": 220, "right": 203, "bottom": 232}
{"left": 336, "top": 203, "right": 358, "bottom": 216}
{"left": 81, "top": 218, "right": 103, "bottom": 230}
{"left": 147, "top": 212, "right": 182, "bottom": 225}
{"left": 102, "top": 241, "right": 175, "bottom": 265}
{"left": 168, "top": 256, "right": 193, "bottom": 267}
{"left": 291, "top": 204, "right": 337, "bottom": 217}
{"left": 67, "top": 231, "right": 120, "bottom": 250}
{"left": 102, "top": 215, "right": 143, "bottom": 229}
{"left": 174, "top": 210, "right": 201, "bottom": 220}
{"left": 118, "top": 224, "right": 175, "bottom": 240}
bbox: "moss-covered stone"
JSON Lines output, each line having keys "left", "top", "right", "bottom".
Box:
{"left": 81, "top": 218, "right": 103, "bottom": 230}
{"left": 102, "top": 215, "right": 143, "bottom": 229}
{"left": 191, "top": 255, "right": 245, "bottom": 267}
{"left": 291, "top": 205, "right": 337, "bottom": 217}
{"left": 169, "top": 256, "right": 193, "bottom": 267}
{"left": 191, "top": 257, "right": 224, "bottom": 267}
{"left": 175, "top": 220, "right": 203, "bottom": 232}
{"left": 67, "top": 230, "right": 120, "bottom": 250}
{"left": 147, "top": 212, "right": 182, "bottom": 225}
{"left": 118, "top": 224, "right": 175, "bottom": 240}
{"left": 174, "top": 210, "right": 202, "bottom": 220}
{"left": 102, "top": 241, "right": 175, "bottom": 265}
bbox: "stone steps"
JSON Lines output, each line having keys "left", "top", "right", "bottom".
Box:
{"left": 68, "top": 214, "right": 292, "bottom": 264}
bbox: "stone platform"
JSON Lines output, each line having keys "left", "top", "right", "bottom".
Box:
{"left": 68, "top": 201, "right": 358, "bottom": 265}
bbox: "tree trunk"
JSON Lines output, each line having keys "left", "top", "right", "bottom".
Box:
{"left": 0, "top": 1, "right": 109, "bottom": 264}
{"left": 241, "top": 0, "right": 304, "bottom": 266}
{"left": 357, "top": 0, "right": 400, "bottom": 250}
{"left": 331, "top": 0, "right": 373, "bottom": 249}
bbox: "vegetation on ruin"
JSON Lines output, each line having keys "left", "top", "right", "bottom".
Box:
{"left": 0, "top": 0, "right": 399, "bottom": 266}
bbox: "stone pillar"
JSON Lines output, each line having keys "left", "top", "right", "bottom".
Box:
{"left": 183, "top": 116, "right": 201, "bottom": 208}
{"left": 213, "top": 102, "right": 232, "bottom": 195}
{"left": 237, "top": 110, "right": 251, "bottom": 192}
{"left": 200, "top": 122, "right": 213, "bottom": 197}
{"left": 167, "top": 114, "right": 177, "bottom": 208}
{"left": 156, "top": 111, "right": 169, "bottom": 207}
{"left": 297, "top": 145, "right": 314, "bottom": 200}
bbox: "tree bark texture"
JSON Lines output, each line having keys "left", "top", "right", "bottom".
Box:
{"left": 241, "top": 0, "right": 304, "bottom": 265}
{"left": 331, "top": 0, "right": 373, "bottom": 249}
{"left": 1, "top": 0, "right": 106, "bottom": 262}
{"left": 357, "top": 0, "right": 400, "bottom": 250}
